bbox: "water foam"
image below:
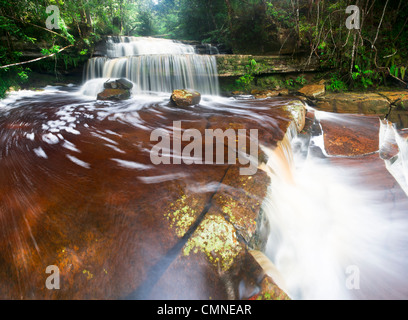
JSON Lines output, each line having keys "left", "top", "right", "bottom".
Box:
{"left": 260, "top": 123, "right": 408, "bottom": 300}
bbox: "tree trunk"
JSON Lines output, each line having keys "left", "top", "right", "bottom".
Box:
{"left": 224, "top": 0, "right": 235, "bottom": 48}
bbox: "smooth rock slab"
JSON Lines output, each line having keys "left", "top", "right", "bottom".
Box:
{"left": 315, "top": 93, "right": 390, "bottom": 115}
{"left": 318, "top": 113, "right": 380, "bottom": 156}
{"left": 0, "top": 93, "right": 306, "bottom": 300}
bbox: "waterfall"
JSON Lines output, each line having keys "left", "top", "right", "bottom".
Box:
{"left": 258, "top": 114, "right": 408, "bottom": 300}
{"left": 83, "top": 36, "right": 219, "bottom": 96}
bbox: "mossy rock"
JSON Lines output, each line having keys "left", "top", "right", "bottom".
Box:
{"left": 170, "top": 89, "right": 201, "bottom": 107}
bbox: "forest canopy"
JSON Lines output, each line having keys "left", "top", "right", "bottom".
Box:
{"left": 1, "top": 0, "right": 407, "bottom": 97}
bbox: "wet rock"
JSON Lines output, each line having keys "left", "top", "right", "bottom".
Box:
{"left": 319, "top": 114, "right": 380, "bottom": 156}
{"left": 206, "top": 166, "right": 270, "bottom": 253}
{"left": 379, "top": 91, "right": 408, "bottom": 109}
{"left": 388, "top": 109, "right": 408, "bottom": 129}
{"left": 282, "top": 100, "right": 307, "bottom": 133}
{"left": 315, "top": 93, "right": 390, "bottom": 115}
{"left": 251, "top": 276, "right": 290, "bottom": 300}
{"left": 103, "top": 78, "right": 134, "bottom": 90}
{"left": 170, "top": 89, "right": 201, "bottom": 107}
{"left": 104, "top": 80, "right": 118, "bottom": 89}
{"left": 298, "top": 83, "right": 325, "bottom": 99}
{"left": 252, "top": 89, "right": 289, "bottom": 99}
{"left": 379, "top": 120, "right": 400, "bottom": 160}
{"left": 249, "top": 250, "right": 289, "bottom": 297}
{"left": 97, "top": 88, "right": 131, "bottom": 101}
{"left": 116, "top": 78, "right": 134, "bottom": 90}
{"left": 0, "top": 94, "right": 301, "bottom": 300}
{"left": 398, "top": 129, "right": 408, "bottom": 139}
{"left": 98, "top": 78, "right": 133, "bottom": 100}
{"left": 380, "top": 91, "right": 408, "bottom": 129}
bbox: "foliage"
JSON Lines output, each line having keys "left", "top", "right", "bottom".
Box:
{"left": 235, "top": 59, "right": 259, "bottom": 92}
{"left": 328, "top": 73, "right": 348, "bottom": 92}
{"left": 1, "top": 0, "right": 408, "bottom": 96}
{"left": 0, "top": 0, "right": 159, "bottom": 95}
{"left": 351, "top": 65, "right": 374, "bottom": 89}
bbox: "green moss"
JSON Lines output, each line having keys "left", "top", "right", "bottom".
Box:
{"left": 183, "top": 215, "right": 243, "bottom": 271}
{"left": 165, "top": 195, "right": 197, "bottom": 238}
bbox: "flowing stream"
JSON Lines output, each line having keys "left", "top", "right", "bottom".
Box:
{"left": 0, "top": 37, "right": 408, "bottom": 300}
{"left": 261, "top": 116, "right": 408, "bottom": 299}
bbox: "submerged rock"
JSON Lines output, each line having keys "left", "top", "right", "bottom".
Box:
{"left": 170, "top": 89, "right": 201, "bottom": 107}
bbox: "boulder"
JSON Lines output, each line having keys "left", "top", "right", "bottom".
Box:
{"left": 170, "top": 89, "right": 201, "bottom": 107}
{"left": 98, "top": 78, "right": 133, "bottom": 101}
{"left": 104, "top": 78, "right": 134, "bottom": 90}
{"left": 97, "top": 88, "right": 131, "bottom": 101}
{"left": 283, "top": 100, "right": 307, "bottom": 133}
{"left": 116, "top": 78, "right": 134, "bottom": 90}
{"left": 104, "top": 80, "right": 118, "bottom": 89}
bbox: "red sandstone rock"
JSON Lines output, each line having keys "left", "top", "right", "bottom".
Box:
{"left": 319, "top": 114, "right": 380, "bottom": 156}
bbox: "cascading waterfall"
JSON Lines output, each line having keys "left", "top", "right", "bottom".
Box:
{"left": 83, "top": 36, "right": 219, "bottom": 96}
{"left": 105, "top": 36, "right": 196, "bottom": 57}
{"left": 259, "top": 111, "right": 408, "bottom": 300}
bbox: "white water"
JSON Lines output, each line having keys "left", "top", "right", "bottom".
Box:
{"left": 380, "top": 120, "right": 408, "bottom": 196}
{"left": 3, "top": 65, "right": 408, "bottom": 300}
{"left": 105, "top": 36, "right": 195, "bottom": 58}
{"left": 260, "top": 115, "right": 408, "bottom": 300}
{"left": 83, "top": 36, "right": 219, "bottom": 96}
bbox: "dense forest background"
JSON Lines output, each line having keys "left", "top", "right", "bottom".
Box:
{"left": 1, "top": 0, "right": 407, "bottom": 97}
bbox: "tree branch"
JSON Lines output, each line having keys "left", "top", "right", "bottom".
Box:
{"left": 0, "top": 45, "right": 74, "bottom": 69}
{"left": 372, "top": 0, "right": 389, "bottom": 49}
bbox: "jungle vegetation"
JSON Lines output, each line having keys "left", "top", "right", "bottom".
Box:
{"left": 0, "top": 0, "right": 407, "bottom": 97}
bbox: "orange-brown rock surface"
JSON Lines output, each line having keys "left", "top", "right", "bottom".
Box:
{"left": 0, "top": 92, "right": 306, "bottom": 300}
